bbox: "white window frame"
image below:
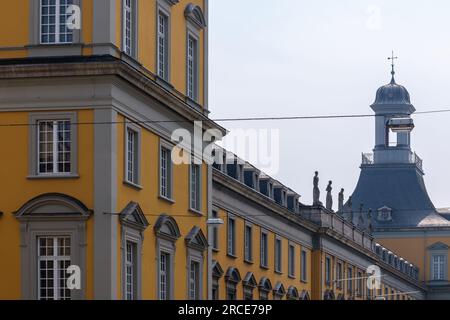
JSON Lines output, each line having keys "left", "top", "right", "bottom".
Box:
{"left": 157, "top": 8, "right": 170, "bottom": 80}
{"left": 122, "top": 0, "right": 137, "bottom": 57}
{"left": 188, "top": 260, "right": 200, "bottom": 300}
{"left": 37, "top": 235, "right": 72, "bottom": 300}
{"left": 37, "top": 119, "right": 72, "bottom": 175}
{"left": 186, "top": 33, "right": 199, "bottom": 101}
{"left": 432, "top": 255, "right": 445, "bottom": 280}
{"left": 159, "top": 251, "right": 170, "bottom": 300}
{"left": 125, "top": 240, "right": 137, "bottom": 300}
{"left": 124, "top": 122, "right": 141, "bottom": 187}
{"left": 159, "top": 142, "right": 173, "bottom": 200}
{"left": 40, "top": 0, "right": 75, "bottom": 44}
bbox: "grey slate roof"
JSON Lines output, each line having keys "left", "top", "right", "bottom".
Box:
{"left": 348, "top": 164, "right": 450, "bottom": 229}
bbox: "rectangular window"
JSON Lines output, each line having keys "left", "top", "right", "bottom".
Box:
{"left": 336, "top": 263, "right": 343, "bottom": 288}
{"left": 275, "top": 238, "right": 282, "bottom": 273}
{"left": 157, "top": 11, "right": 169, "bottom": 80}
{"left": 288, "top": 244, "right": 295, "bottom": 277}
{"left": 187, "top": 35, "right": 198, "bottom": 101}
{"left": 244, "top": 224, "right": 253, "bottom": 262}
{"left": 190, "top": 164, "right": 201, "bottom": 211}
{"left": 159, "top": 252, "right": 170, "bottom": 300}
{"left": 40, "top": 0, "right": 74, "bottom": 44}
{"left": 125, "top": 127, "right": 139, "bottom": 185}
{"left": 122, "top": 0, "right": 135, "bottom": 56}
{"left": 301, "top": 250, "right": 307, "bottom": 282}
{"left": 38, "top": 236, "right": 71, "bottom": 300}
{"left": 432, "top": 255, "right": 445, "bottom": 280}
{"left": 325, "top": 257, "right": 331, "bottom": 285}
{"left": 347, "top": 267, "right": 353, "bottom": 293}
{"left": 260, "top": 232, "right": 268, "bottom": 268}
{"left": 125, "top": 241, "right": 137, "bottom": 300}
{"left": 189, "top": 261, "right": 200, "bottom": 300}
{"left": 227, "top": 216, "right": 236, "bottom": 256}
{"left": 243, "top": 287, "right": 253, "bottom": 300}
{"left": 212, "top": 210, "right": 219, "bottom": 250}
{"left": 357, "top": 271, "right": 363, "bottom": 296}
{"left": 160, "top": 146, "right": 172, "bottom": 199}
{"left": 38, "top": 120, "right": 72, "bottom": 174}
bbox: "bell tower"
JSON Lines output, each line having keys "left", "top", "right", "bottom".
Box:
{"left": 371, "top": 52, "right": 416, "bottom": 165}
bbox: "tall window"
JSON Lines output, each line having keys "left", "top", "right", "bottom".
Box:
{"left": 260, "top": 232, "right": 268, "bottom": 268}
{"left": 187, "top": 35, "right": 198, "bottom": 100}
{"left": 432, "top": 255, "right": 445, "bottom": 280}
{"left": 325, "top": 257, "right": 331, "bottom": 285}
{"left": 190, "top": 164, "right": 201, "bottom": 211}
{"left": 243, "top": 287, "right": 253, "bottom": 300}
{"left": 357, "top": 271, "right": 363, "bottom": 296}
{"left": 336, "top": 262, "right": 343, "bottom": 288}
{"left": 244, "top": 225, "right": 253, "bottom": 262}
{"left": 125, "top": 241, "right": 137, "bottom": 300}
{"left": 40, "top": 0, "right": 74, "bottom": 44}
{"left": 212, "top": 210, "right": 219, "bottom": 250}
{"left": 288, "top": 245, "right": 295, "bottom": 277}
{"left": 38, "top": 120, "right": 72, "bottom": 174}
{"left": 126, "top": 127, "right": 139, "bottom": 184}
{"left": 227, "top": 216, "right": 236, "bottom": 256}
{"left": 123, "top": 0, "right": 132, "bottom": 55}
{"left": 275, "top": 238, "right": 282, "bottom": 273}
{"left": 38, "top": 236, "right": 71, "bottom": 300}
{"left": 189, "top": 261, "right": 200, "bottom": 300}
{"left": 347, "top": 267, "right": 353, "bottom": 293}
{"left": 159, "top": 252, "right": 170, "bottom": 300}
{"left": 301, "top": 250, "right": 307, "bottom": 282}
{"left": 160, "top": 146, "right": 172, "bottom": 199}
{"left": 157, "top": 11, "right": 169, "bottom": 80}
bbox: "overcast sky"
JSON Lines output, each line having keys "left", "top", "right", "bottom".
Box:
{"left": 209, "top": 0, "right": 450, "bottom": 208}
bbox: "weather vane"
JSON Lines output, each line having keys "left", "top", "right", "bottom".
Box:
{"left": 388, "top": 50, "right": 398, "bottom": 77}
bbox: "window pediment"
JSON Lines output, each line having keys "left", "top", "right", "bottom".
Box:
{"left": 185, "top": 4, "right": 206, "bottom": 29}
{"left": 185, "top": 226, "right": 208, "bottom": 251}
{"left": 119, "top": 202, "right": 149, "bottom": 231}
{"left": 225, "top": 267, "right": 241, "bottom": 283}
{"left": 154, "top": 214, "right": 181, "bottom": 241}
{"left": 15, "top": 193, "right": 91, "bottom": 221}
{"left": 287, "top": 286, "right": 299, "bottom": 300}
{"left": 212, "top": 260, "right": 224, "bottom": 278}
{"left": 242, "top": 272, "right": 257, "bottom": 288}
{"left": 428, "top": 242, "right": 450, "bottom": 251}
{"left": 258, "top": 277, "right": 272, "bottom": 292}
{"left": 273, "top": 282, "right": 286, "bottom": 296}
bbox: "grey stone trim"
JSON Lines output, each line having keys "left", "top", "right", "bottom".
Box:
{"left": 124, "top": 121, "right": 142, "bottom": 187}
{"left": 186, "top": 244, "right": 205, "bottom": 299}
{"left": 27, "top": 44, "right": 83, "bottom": 57}
{"left": 93, "top": 108, "right": 118, "bottom": 300}
{"left": 28, "top": 111, "right": 78, "bottom": 178}
{"left": 154, "top": 214, "right": 181, "bottom": 300}
{"left": 93, "top": 0, "right": 117, "bottom": 55}
{"left": 159, "top": 139, "right": 175, "bottom": 201}
{"left": 184, "top": 3, "right": 207, "bottom": 29}
{"left": 29, "top": 0, "right": 82, "bottom": 47}
{"left": 15, "top": 193, "right": 91, "bottom": 300}
{"left": 120, "top": 207, "right": 147, "bottom": 300}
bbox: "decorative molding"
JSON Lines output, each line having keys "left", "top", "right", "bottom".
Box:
{"left": 185, "top": 226, "right": 208, "bottom": 251}
{"left": 154, "top": 214, "right": 181, "bottom": 241}
{"left": 224, "top": 267, "right": 241, "bottom": 283}
{"left": 242, "top": 272, "right": 257, "bottom": 288}
{"left": 184, "top": 4, "right": 206, "bottom": 29}
{"left": 119, "top": 202, "right": 149, "bottom": 231}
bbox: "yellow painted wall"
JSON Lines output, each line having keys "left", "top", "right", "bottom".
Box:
{"left": 0, "top": 109, "right": 95, "bottom": 299}
{"left": 378, "top": 236, "right": 450, "bottom": 282}
{"left": 115, "top": 114, "right": 209, "bottom": 300}
{"left": 213, "top": 208, "right": 312, "bottom": 300}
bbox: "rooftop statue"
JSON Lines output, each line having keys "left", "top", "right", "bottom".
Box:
{"left": 313, "top": 171, "right": 323, "bottom": 206}
{"left": 326, "top": 181, "right": 333, "bottom": 211}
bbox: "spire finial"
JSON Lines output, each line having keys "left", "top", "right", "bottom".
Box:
{"left": 388, "top": 50, "right": 398, "bottom": 83}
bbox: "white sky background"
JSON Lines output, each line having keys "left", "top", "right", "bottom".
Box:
{"left": 209, "top": 0, "right": 450, "bottom": 208}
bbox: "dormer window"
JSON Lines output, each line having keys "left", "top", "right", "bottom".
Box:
{"left": 377, "top": 206, "right": 393, "bottom": 222}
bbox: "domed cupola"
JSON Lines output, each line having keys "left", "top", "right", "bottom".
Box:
{"left": 373, "top": 75, "right": 412, "bottom": 106}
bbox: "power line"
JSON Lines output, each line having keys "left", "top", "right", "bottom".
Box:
{"left": 1, "top": 108, "right": 450, "bottom": 127}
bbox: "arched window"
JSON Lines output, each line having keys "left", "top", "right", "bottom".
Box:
{"left": 15, "top": 193, "right": 92, "bottom": 300}
{"left": 154, "top": 214, "right": 181, "bottom": 300}
{"left": 242, "top": 272, "right": 257, "bottom": 300}
{"left": 258, "top": 277, "right": 272, "bottom": 300}
{"left": 273, "top": 282, "right": 286, "bottom": 300}
{"left": 225, "top": 267, "right": 241, "bottom": 300}
{"left": 212, "top": 261, "right": 224, "bottom": 300}
{"left": 286, "top": 286, "right": 299, "bottom": 300}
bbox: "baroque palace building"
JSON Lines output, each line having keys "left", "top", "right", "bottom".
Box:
{"left": 0, "top": 0, "right": 433, "bottom": 300}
